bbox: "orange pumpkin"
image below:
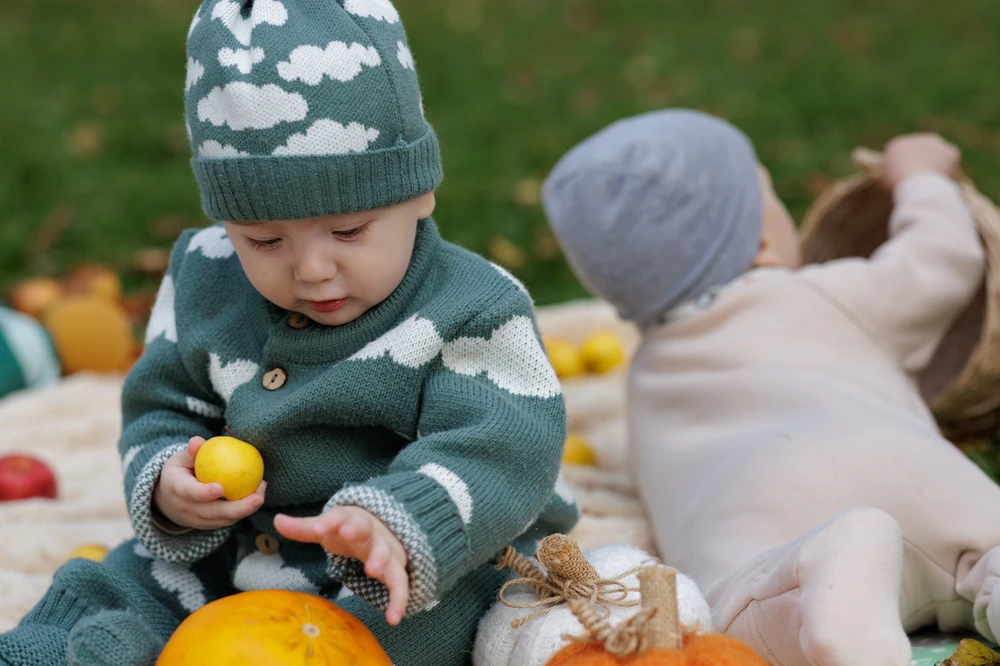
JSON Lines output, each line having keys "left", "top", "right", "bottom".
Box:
{"left": 546, "top": 567, "right": 767, "bottom": 666}
{"left": 156, "top": 590, "right": 392, "bottom": 666}
{"left": 546, "top": 634, "right": 766, "bottom": 666}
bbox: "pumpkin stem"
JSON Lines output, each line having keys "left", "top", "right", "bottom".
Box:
{"left": 637, "top": 566, "right": 682, "bottom": 651}
{"left": 495, "top": 545, "right": 549, "bottom": 597}
{"left": 536, "top": 534, "right": 600, "bottom": 585}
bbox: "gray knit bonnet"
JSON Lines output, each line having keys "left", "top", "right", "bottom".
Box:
{"left": 543, "top": 109, "right": 762, "bottom": 327}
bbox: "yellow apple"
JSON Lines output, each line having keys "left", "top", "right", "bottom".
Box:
{"left": 68, "top": 544, "right": 108, "bottom": 562}
{"left": 562, "top": 433, "right": 597, "bottom": 466}
{"left": 544, "top": 337, "right": 585, "bottom": 379}
{"left": 580, "top": 331, "right": 625, "bottom": 374}
{"left": 195, "top": 436, "right": 265, "bottom": 501}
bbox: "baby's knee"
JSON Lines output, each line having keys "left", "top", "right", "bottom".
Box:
{"left": 811, "top": 506, "right": 902, "bottom": 552}
{"left": 832, "top": 505, "right": 900, "bottom": 532}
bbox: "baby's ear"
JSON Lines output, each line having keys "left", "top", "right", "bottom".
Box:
{"left": 416, "top": 191, "right": 436, "bottom": 219}
{"left": 752, "top": 239, "right": 781, "bottom": 268}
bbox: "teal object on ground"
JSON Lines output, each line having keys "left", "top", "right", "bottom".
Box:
{"left": 0, "top": 307, "right": 60, "bottom": 399}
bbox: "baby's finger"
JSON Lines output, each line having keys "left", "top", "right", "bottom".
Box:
{"left": 168, "top": 446, "right": 196, "bottom": 471}
{"left": 338, "top": 511, "right": 374, "bottom": 543}
{"left": 174, "top": 474, "right": 224, "bottom": 503}
{"left": 187, "top": 436, "right": 207, "bottom": 458}
{"left": 383, "top": 560, "right": 409, "bottom": 626}
{"left": 312, "top": 508, "right": 353, "bottom": 539}
{"left": 364, "top": 538, "right": 391, "bottom": 579}
{"left": 196, "top": 492, "right": 263, "bottom": 524}
{"left": 274, "top": 514, "right": 323, "bottom": 543}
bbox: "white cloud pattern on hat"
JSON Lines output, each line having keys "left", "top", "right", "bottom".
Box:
{"left": 272, "top": 119, "right": 380, "bottom": 156}
{"left": 185, "top": 58, "right": 205, "bottom": 92}
{"left": 188, "top": 10, "right": 202, "bottom": 38}
{"left": 198, "top": 82, "right": 307, "bottom": 131}
{"left": 199, "top": 140, "right": 249, "bottom": 158}
{"left": 277, "top": 42, "right": 381, "bottom": 85}
{"left": 396, "top": 41, "right": 414, "bottom": 70}
{"left": 344, "top": 0, "right": 400, "bottom": 23}
{"left": 211, "top": 0, "right": 288, "bottom": 46}
{"left": 218, "top": 47, "right": 265, "bottom": 74}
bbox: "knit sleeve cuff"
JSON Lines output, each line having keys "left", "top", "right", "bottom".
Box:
{"left": 127, "top": 443, "right": 233, "bottom": 563}
{"left": 325, "top": 474, "right": 469, "bottom": 616}
{"left": 893, "top": 171, "right": 962, "bottom": 204}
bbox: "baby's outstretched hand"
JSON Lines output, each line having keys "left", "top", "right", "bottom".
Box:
{"left": 881, "top": 133, "right": 960, "bottom": 189}
{"left": 152, "top": 436, "right": 266, "bottom": 530}
{"left": 274, "top": 507, "right": 409, "bottom": 626}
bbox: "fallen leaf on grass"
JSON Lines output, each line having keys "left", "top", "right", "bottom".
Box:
{"left": 941, "top": 638, "right": 1000, "bottom": 665}
{"left": 488, "top": 236, "right": 526, "bottom": 269}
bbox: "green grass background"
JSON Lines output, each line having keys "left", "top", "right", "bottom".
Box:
{"left": 3, "top": 0, "right": 999, "bottom": 304}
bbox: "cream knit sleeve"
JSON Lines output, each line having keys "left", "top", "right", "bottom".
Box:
{"left": 799, "top": 172, "right": 985, "bottom": 373}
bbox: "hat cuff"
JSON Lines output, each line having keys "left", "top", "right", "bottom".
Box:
{"left": 192, "top": 127, "right": 442, "bottom": 221}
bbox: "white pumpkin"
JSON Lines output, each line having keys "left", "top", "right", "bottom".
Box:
{"left": 472, "top": 543, "right": 711, "bottom": 666}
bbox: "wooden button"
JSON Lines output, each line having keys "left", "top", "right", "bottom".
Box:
{"left": 288, "top": 313, "right": 311, "bottom": 329}
{"left": 262, "top": 368, "right": 287, "bottom": 390}
{"left": 255, "top": 533, "right": 280, "bottom": 555}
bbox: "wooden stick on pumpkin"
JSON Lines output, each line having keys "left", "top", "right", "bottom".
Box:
{"left": 636, "top": 566, "right": 682, "bottom": 651}
{"left": 536, "top": 534, "right": 600, "bottom": 587}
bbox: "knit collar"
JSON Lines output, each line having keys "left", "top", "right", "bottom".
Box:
{"left": 653, "top": 266, "right": 786, "bottom": 328}
{"left": 251, "top": 218, "right": 442, "bottom": 363}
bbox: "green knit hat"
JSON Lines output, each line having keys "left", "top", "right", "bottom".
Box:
{"left": 184, "top": 0, "right": 442, "bottom": 221}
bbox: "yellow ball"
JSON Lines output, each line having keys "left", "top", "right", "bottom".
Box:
{"left": 580, "top": 331, "right": 625, "bottom": 374}
{"left": 68, "top": 544, "right": 108, "bottom": 562}
{"left": 194, "top": 436, "right": 265, "bottom": 501}
{"left": 545, "top": 337, "right": 585, "bottom": 378}
{"left": 562, "top": 434, "right": 596, "bottom": 466}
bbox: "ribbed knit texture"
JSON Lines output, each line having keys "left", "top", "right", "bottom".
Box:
{"left": 116, "top": 217, "right": 576, "bottom": 622}
{"left": 184, "top": 0, "right": 443, "bottom": 220}
{"left": 66, "top": 611, "right": 163, "bottom": 666}
{"left": 0, "top": 548, "right": 203, "bottom": 666}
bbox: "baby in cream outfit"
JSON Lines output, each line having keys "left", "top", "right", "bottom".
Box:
{"left": 543, "top": 108, "right": 1000, "bottom": 665}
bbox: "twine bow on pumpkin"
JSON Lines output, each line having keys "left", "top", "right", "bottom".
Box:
{"left": 495, "top": 534, "right": 653, "bottom": 629}
{"left": 563, "top": 598, "right": 659, "bottom": 656}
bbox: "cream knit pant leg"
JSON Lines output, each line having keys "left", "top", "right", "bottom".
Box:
{"left": 956, "top": 545, "right": 1000, "bottom": 644}
{"left": 708, "top": 506, "right": 911, "bottom": 666}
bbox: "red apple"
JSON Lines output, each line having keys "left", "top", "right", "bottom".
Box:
{"left": 0, "top": 455, "right": 58, "bottom": 501}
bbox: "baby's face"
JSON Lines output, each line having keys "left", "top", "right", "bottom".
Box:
{"left": 223, "top": 192, "right": 436, "bottom": 326}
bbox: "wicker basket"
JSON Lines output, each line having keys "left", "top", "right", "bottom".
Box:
{"left": 800, "top": 148, "right": 1000, "bottom": 439}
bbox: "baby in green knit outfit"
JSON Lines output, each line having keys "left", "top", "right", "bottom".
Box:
{"left": 0, "top": 2, "right": 577, "bottom": 665}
